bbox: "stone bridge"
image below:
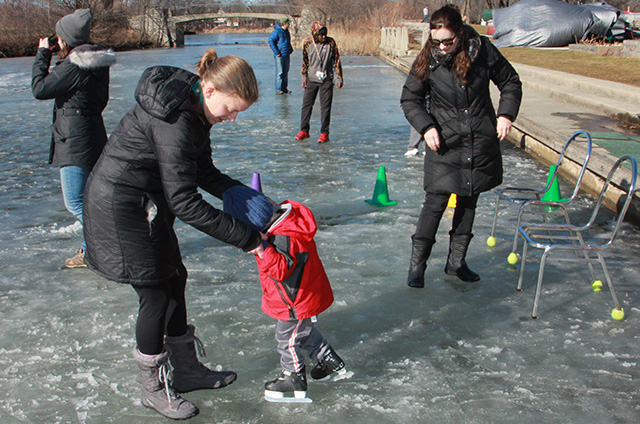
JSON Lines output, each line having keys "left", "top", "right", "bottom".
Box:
{"left": 130, "top": 7, "right": 311, "bottom": 47}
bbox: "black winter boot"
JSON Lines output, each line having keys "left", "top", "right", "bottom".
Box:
{"left": 407, "top": 236, "right": 435, "bottom": 288}
{"left": 444, "top": 232, "right": 480, "bottom": 282}
{"left": 165, "top": 325, "right": 237, "bottom": 393}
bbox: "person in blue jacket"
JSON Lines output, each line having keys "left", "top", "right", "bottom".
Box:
{"left": 268, "top": 17, "right": 294, "bottom": 94}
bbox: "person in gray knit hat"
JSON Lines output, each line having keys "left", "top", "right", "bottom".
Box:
{"left": 32, "top": 8, "right": 116, "bottom": 268}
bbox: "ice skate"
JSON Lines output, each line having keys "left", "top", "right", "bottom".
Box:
{"left": 264, "top": 369, "right": 312, "bottom": 403}
{"left": 311, "top": 346, "right": 350, "bottom": 381}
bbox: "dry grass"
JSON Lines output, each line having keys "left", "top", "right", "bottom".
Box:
{"left": 499, "top": 48, "right": 640, "bottom": 88}
{"left": 293, "top": 27, "right": 381, "bottom": 56}
{"left": 469, "top": 24, "right": 640, "bottom": 88}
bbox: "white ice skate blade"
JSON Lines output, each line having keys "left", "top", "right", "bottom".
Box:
{"left": 332, "top": 369, "right": 354, "bottom": 381}
{"left": 264, "top": 390, "right": 312, "bottom": 404}
{"left": 315, "top": 368, "right": 354, "bottom": 382}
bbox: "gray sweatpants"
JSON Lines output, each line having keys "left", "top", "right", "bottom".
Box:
{"left": 275, "top": 317, "right": 330, "bottom": 373}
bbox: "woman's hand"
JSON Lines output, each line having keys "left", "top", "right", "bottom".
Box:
{"left": 301, "top": 76, "right": 308, "bottom": 88}
{"left": 423, "top": 127, "right": 441, "bottom": 152}
{"left": 496, "top": 116, "right": 513, "bottom": 141}
{"left": 38, "top": 38, "right": 51, "bottom": 49}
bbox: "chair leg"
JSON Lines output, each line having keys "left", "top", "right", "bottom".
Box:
{"left": 510, "top": 204, "right": 525, "bottom": 256}
{"left": 489, "top": 196, "right": 501, "bottom": 239}
{"left": 597, "top": 252, "right": 621, "bottom": 309}
{"left": 516, "top": 241, "right": 528, "bottom": 291}
{"left": 574, "top": 232, "right": 598, "bottom": 282}
{"left": 531, "top": 247, "right": 551, "bottom": 319}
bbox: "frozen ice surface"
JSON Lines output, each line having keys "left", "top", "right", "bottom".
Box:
{"left": 1, "top": 34, "right": 639, "bottom": 423}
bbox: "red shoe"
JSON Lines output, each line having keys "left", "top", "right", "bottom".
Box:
{"left": 318, "top": 133, "right": 329, "bottom": 143}
{"left": 294, "top": 130, "right": 310, "bottom": 141}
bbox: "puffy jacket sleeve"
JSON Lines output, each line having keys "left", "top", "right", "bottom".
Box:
{"left": 485, "top": 39, "right": 522, "bottom": 122}
{"left": 32, "top": 48, "right": 82, "bottom": 100}
{"left": 401, "top": 67, "right": 436, "bottom": 135}
{"left": 149, "top": 112, "right": 261, "bottom": 252}
{"left": 196, "top": 141, "right": 243, "bottom": 199}
{"left": 268, "top": 29, "right": 281, "bottom": 55}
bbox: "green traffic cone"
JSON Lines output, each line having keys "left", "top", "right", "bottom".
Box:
{"left": 365, "top": 166, "right": 398, "bottom": 207}
{"left": 541, "top": 165, "right": 562, "bottom": 202}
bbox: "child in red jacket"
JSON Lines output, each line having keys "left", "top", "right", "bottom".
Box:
{"left": 223, "top": 186, "right": 347, "bottom": 403}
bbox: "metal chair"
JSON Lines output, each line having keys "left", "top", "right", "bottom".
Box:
{"left": 515, "top": 155, "right": 637, "bottom": 319}
{"left": 487, "top": 130, "right": 592, "bottom": 264}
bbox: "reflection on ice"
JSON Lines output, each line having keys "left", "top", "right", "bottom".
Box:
{"left": 0, "top": 33, "right": 639, "bottom": 423}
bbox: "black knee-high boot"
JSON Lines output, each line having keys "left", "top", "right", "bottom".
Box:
{"left": 407, "top": 236, "right": 435, "bottom": 288}
{"left": 444, "top": 231, "right": 480, "bottom": 282}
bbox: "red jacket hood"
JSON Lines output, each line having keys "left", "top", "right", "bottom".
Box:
{"left": 267, "top": 200, "right": 317, "bottom": 242}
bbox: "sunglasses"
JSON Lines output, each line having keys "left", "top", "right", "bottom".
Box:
{"left": 429, "top": 36, "right": 456, "bottom": 47}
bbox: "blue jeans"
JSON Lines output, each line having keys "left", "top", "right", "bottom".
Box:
{"left": 275, "top": 55, "right": 290, "bottom": 92}
{"left": 60, "top": 165, "right": 90, "bottom": 249}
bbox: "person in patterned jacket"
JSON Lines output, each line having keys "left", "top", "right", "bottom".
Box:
{"left": 294, "top": 21, "right": 343, "bottom": 144}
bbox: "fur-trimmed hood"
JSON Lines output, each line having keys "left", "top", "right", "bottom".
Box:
{"left": 68, "top": 45, "right": 116, "bottom": 70}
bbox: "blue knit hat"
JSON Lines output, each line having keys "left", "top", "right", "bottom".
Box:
{"left": 223, "top": 186, "right": 274, "bottom": 232}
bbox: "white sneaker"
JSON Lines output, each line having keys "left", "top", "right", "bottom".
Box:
{"left": 404, "top": 148, "right": 419, "bottom": 157}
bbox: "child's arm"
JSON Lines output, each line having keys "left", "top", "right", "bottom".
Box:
{"left": 256, "top": 236, "right": 297, "bottom": 282}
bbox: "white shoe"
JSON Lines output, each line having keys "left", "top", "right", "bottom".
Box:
{"left": 404, "top": 148, "right": 419, "bottom": 157}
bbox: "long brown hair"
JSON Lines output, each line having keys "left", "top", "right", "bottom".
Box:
{"left": 197, "top": 48, "right": 259, "bottom": 104}
{"left": 57, "top": 39, "right": 72, "bottom": 60}
{"left": 412, "top": 4, "right": 471, "bottom": 84}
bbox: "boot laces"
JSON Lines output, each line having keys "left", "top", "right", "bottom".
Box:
{"left": 157, "top": 362, "right": 179, "bottom": 408}
{"left": 194, "top": 335, "right": 207, "bottom": 358}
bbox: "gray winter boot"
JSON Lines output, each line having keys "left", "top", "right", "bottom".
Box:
{"left": 165, "top": 325, "right": 237, "bottom": 393}
{"left": 133, "top": 348, "right": 199, "bottom": 420}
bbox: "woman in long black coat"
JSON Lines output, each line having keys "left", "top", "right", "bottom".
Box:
{"left": 32, "top": 8, "right": 115, "bottom": 268}
{"left": 401, "top": 5, "right": 522, "bottom": 287}
{"left": 83, "top": 49, "right": 264, "bottom": 420}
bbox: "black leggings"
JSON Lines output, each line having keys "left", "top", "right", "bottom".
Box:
{"left": 132, "top": 262, "right": 188, "bottom": 355}
{"left": 414, "top": 192, "right": 480, "bottom": 241}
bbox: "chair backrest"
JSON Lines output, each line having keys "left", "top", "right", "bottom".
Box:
{"left": 545, "top": 130, "right": 592, "bottom": 202}
{"left": 584, "top": 155, "right": 638, "bottom": 247}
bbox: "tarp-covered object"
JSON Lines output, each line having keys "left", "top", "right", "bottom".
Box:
{"left": 493, "top": 0, "right": 595, "bottom": 47}
{"left": 579, "top": 2, "right": 627, "bottom": 40}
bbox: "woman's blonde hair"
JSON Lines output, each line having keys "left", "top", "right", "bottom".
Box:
{"left": 197, "top": 48, "right": 259, "bottom": 104}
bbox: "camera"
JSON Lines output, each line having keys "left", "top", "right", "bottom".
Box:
{"left": 315, "top": 71, "right": 327, "bottom": 81}
{"left": 47, "top": 33, "right": 60, "bottom": 52}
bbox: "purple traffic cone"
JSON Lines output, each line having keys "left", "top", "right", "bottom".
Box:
{"left": 251, "top": 172, "right": 262, "bottom": 193}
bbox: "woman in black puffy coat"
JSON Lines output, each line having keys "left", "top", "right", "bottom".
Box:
{"left": 401, "top": 5, "right": 522, "bottom": 287}
{"left": 83, "top": 49, "right": 263, "bottom": 420}
{"left": 32, "top": 8, "right": 115, "bottom": 268}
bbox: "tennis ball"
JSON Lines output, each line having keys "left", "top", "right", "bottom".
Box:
{"left": 591, "top": 280, "right": 603, "bottom": 292}
{"left": 487, "top": 236, "right": 497, "bottom": 247}
{"left": 611, "top": 308, "right": 625, "bottom": 321}
{"left": 507, "top": 252, "right": 519, "bottom": 265}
